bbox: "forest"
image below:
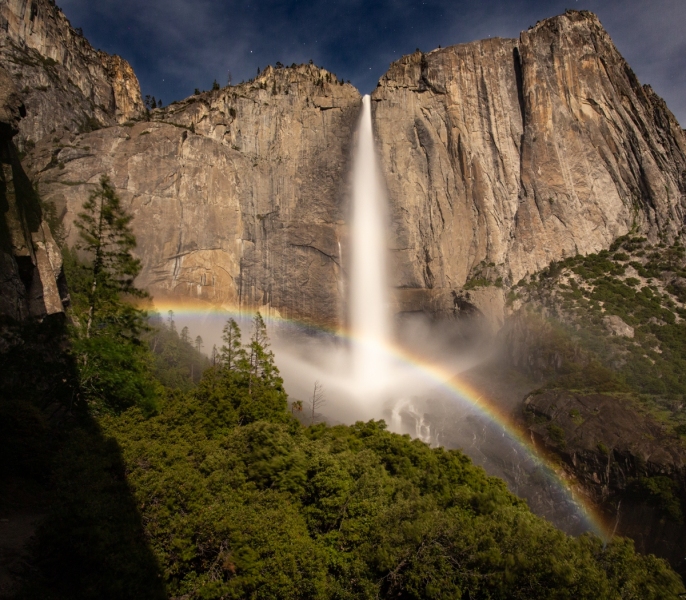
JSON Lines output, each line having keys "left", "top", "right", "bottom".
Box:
{"left": 1, "top": 180, "right": 685, "bottom": 599}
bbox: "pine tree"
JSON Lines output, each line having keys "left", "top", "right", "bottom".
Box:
{"left": 195, "top": 335, "right": 203, "bottom": 352}
{"left": 75, "top": 175, "right": 145, "bottom": 338}
{"left": 180, "top": 326, "right": 190, "bottom": 344}
{"left": 220, "top": 318, "right": 246, "bottom": 371}
{"left": 69, "top": 176, "right": 155, "bottom": 413}
{"left": 247, "top": 312, "right": 279, "bottom": 393}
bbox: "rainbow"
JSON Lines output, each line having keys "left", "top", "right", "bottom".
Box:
{"left": 144, "top": 297, "right": 612, "bottom": 539}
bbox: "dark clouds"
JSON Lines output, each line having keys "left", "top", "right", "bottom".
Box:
{"left": 59, "top": 0, "right": 686, "bottom": 124}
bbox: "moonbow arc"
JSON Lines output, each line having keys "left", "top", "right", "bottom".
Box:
{"left": 144, "top": 298, "right": 611, "bottom": 540}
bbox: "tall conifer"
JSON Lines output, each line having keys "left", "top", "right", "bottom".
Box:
{"left": 75, "top": 175, "right": 144, "bottom": 337}
{"left": 220, "top": 318, "right": 246, "bottom": 371}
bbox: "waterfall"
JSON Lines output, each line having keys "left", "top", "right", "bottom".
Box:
{"left": 349, "top": 95, "right": 391, "bottom": 393}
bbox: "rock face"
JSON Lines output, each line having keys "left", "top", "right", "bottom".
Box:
{"left": 602, "top": 314, "right": 634, "bottom": 338}
{"left": 524, "top": 389, "right": 686, "bottom": 575}
{"left": 16, "top": 9, "right": 686, "bottom": 327}
{"left": 0, "top": 0, "right": 143, "bottom": 150}
{"left": 373, "top": 10, "right": 686, "bottom": 318}
{"left": 27, "top": 66, "right": 360, "bottom": 325}
{"left": 0, "top": 63, "right": 66, "bottom": 321}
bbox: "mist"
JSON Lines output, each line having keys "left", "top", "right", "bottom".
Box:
{"left": 163, "top": 306, "right": 600, "bottom": 537}
{"left": 152, "top": 94, "right": 602, "bottom": 538}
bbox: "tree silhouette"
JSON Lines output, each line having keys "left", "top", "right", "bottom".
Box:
{"left": 310, "top": 380, "right": 325, "bottom": 425}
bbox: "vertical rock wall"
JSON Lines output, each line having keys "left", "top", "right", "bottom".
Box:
{"left": 0, "top": 0, "right": 143, "bottom": 149}
{"left": 28, "top": 66, "right": 360, "bottom": 325}
{"left": 372, "top": 10, "right": 686, "bottom": 320}
{"left": 0, "top": 64, "right": 66, "bottom": 321}
{"left": 14, "top": 8, "right": 686, "bottom": 327}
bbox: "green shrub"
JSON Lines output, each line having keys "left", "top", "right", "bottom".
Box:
{"left": 630, "top": 476, "right": 684, "bottom": 523}
{"left": 547, "top": 424, "right": 566, "bottom": 447}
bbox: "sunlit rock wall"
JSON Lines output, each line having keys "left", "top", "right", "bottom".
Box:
{"left": 0, "top": 0, "right": 143, "bottom": 149}
{"left": 19, "top": 9, "right": 686, "bottom": 327}
{"left": 372, "top": 10, "right": 686, "bottom": 321}
{"left": 28, "top": 65, "right": 360, "bottom": 325}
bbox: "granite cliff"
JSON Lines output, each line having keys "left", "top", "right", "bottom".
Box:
{"left": 15, "top": 9, "right": 685, "bottom": 329}
{"left": 373, "top": 10, "right": 686, "bottom": 325}
{"left": 0, "top": 0, "right": 143, "bottom": 151}
{"left": 0, "top": 0, "right": 141, "bottom": 322}
{"left": 4, "top": 2, "right": 686, "bottom": 581}
{"left": 27, "top": 66, "right": 360, "bottom": 325}
{"left": 0, "top": 63, "right": 66, "bottom": 321}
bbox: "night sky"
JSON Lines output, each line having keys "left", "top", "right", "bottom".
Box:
{"left": 59, "top": 0, "right": 686, "bottom": 124}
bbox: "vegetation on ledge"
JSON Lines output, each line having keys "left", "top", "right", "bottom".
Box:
{"left": 508, "top": 234, "right": 686, "bottom": 437}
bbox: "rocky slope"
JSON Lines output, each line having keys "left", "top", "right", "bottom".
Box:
{"left": 525, "top": 389, "right": 686, "bottom": 573}
{"left": 27, "top": 65, "right": 360, "bottom": 325}
{"left": 373, "top": 10, "right": 686, "bottom": 324}
{"left": 495, "top": 235, "right": 686, "bottom": 576}
{"left": 0, "top": 63, "right": 66, "bottom": 321}
{"left": 0, "top": 0, "right": 143, "bottom": 151}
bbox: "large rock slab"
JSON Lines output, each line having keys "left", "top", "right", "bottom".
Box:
{"left": 28, "top": 65, "right": 361, "bottom": 325}
{"left": 372, "top": 10, "right": 686, "bottom": 318}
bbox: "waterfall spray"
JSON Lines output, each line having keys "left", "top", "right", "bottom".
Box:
{"left": 349, "top": 95, "right": 391, "bottom": 394}
{"left": 161, "top": 96, "right": 607, "bottom": 538}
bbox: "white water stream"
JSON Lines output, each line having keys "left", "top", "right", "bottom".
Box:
{"left": 349, "top": 95, "right": 392, "bottom": 394}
